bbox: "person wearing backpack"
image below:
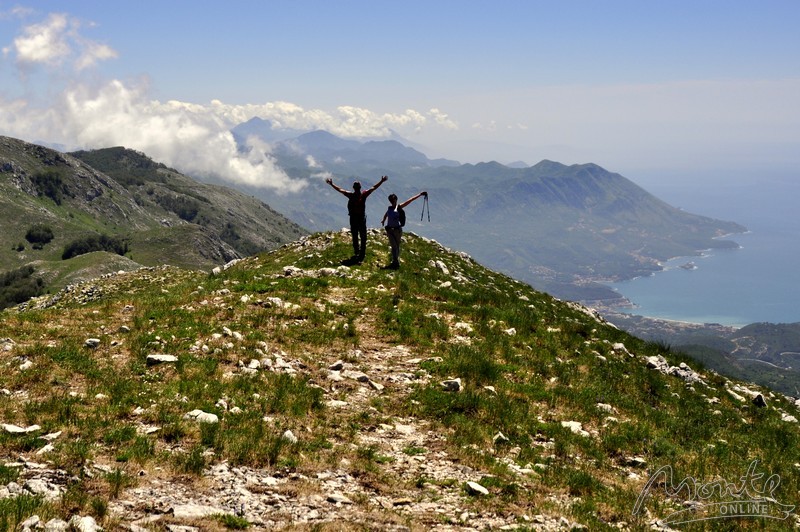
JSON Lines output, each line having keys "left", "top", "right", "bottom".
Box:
{"left": 380, "top": 191, "right": 427, "bottom": 269}
{"left": 326, "top": 175, "right": 388, "bottom": 262}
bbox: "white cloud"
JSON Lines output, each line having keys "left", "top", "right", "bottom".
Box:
{"left": 428, "top": 108, "right": 458, "bottom": 130}
{"left": 13, "top": 13, "right": 71, "bottom": 66}
{"left": 75, "top": 40, "right": 117, "bottom": 70}
{"left": 7, "top": 12, "right": 117, "bottom": 71}
{"left": 0, "top": 7, "right": 35, "bottom": 19}
{"left": 206, "top": 100, "right": 452, "bottom": 140}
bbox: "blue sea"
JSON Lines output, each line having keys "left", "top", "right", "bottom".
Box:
{"left": 608, "top": 174, "right": 799, "bottom": 327}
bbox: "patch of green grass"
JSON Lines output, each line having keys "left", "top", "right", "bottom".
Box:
{"left": 403, "top": 445, "right": 427, "bottom": 456}
{"left": 0, "top": 464, "right": 19, "bottom": 485}
{"left": 0, "top": 494, "right": 49, "bottom": 531}
{"left": 175, "top": 444, "right": 207, "bottom": 475}
{"left": 105, "top": 468, "right": 136, "bottom": 498}
{"left": 215, "top": 513, "right": 251, "bottom": 529}
{"left": 116, "top": 435, "right": 155, "bottom": 464}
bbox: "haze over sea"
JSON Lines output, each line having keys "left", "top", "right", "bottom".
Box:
{"left": 609, "top": 172, "right": 799, "bottom": 327}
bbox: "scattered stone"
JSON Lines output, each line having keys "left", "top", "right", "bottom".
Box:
{"left": 465, "top": 481, "right": 489, "bottom": 496}
{"left": 394, "top": 423, "right": 415, "bottom": 435}
{"left": 645, "top": 355, "right": 705, "bottom": 385}
{"left": 146, "top": 354, "right": 178, "bottom": 366}
{"left": 25, "top": 479, "right": 61, "bottom": 500}
{"left": 596, "top": 403, "right": 616, "bottom": 414}
{"left": 493, "top": 431, "right": 509, "bottom": 444}
{"left": 84, "top": 338, "right": 101, "bottom": 348}
{"left": 454, "top": 322, "right": 473, "bottom": 334}
{"left": 612, "top": 342, "right": 632, "bottom": 356}
{"left": 625, "top": 456, "right": 647, "bottom": 468}
{"left": 727, "top": 389, "right": 746, "bottom": 402}
{"left": 560, "top": 421, "right": 590, "bottom": 438}
{"left": 183, "top": 410, "right": 219, "bottom": 424}
{"left": 20, "top": 515, "right": 40, "bottom": 529}
{"left": 170, "top": 503, "right": 226, "bottom": 519}
{"left": 341, "top": 369, "right": 369, "bottom": 382}
{"left": 68, "top": 515, "right": 101, "bottom": 532}
{"left": 326, "top": 493, "right": 353, "bottom": 505}
{"left": 752, "top": 394, "right": 768, "bottom": 408}
{"left": 40, "top": 431, "right": 62, "bottom": 441}
{"left": 281, "top": 430, "right": 298, "bottom": 444}
{"left": 36, "top": 443, "right": 55, "bottom": 455}
{"left": 441, "top": 378, "right": 462, "bottom": 392}
{"left": 2, "top": 423, "right": 41, "bottom": 434}
{"left": 329, "top": 360, "right": 344, "bottom": 371}
{"left": 428, "top": 260, "right": 450, "bottom": 275}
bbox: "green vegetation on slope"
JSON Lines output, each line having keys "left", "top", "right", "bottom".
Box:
{"left": 0, "top": 231, "right": 797, "bottom": 529}
{"left": 0, "top": 136, "right": 306, "bottom": 300}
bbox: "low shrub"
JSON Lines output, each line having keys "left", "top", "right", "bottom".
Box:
{"left": 62, "top": 234, "right": 129, "bottom": 260}
{"left": 0, "top": 266, "right": 45, "bottom": 309}
{"left": 25, "top": 224, "right": 55, "bottom": 248}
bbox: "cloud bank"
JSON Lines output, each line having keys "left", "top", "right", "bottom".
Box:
{"left": 0, "top": 11, "right": 458, "bottom": 193}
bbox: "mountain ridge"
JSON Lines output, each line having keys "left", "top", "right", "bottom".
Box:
{"left": 0, "top": 136, "right": 306, "bottom": 305}
{"left": 1, "top": 230, "right": 798, "bottom": 529}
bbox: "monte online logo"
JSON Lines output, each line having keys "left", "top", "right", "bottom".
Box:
{"left": 633, "top": 460, "right": 795, "bottom": 525}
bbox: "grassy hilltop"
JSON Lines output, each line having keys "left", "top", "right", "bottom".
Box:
{"left": 0, "top": 231, "right": 798, "bottom": 530}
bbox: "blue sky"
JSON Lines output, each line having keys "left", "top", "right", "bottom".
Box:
{"left": 1, "top": 1, "right": 798, "bottom": 191}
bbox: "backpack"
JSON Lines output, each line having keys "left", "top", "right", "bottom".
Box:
{"left": 398, "top": 206, "right": 406, "bottom": 227}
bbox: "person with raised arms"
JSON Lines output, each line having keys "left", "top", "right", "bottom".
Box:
{"left": 325, "top": 175, "right": 388, "bottom": 262}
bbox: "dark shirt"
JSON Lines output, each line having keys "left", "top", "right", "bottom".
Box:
{"left": 346, "top": 189, "right": 373, "bottom": 219}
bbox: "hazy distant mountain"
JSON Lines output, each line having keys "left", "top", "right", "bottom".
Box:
{"left": 231, "top": 117, "right": 306, "bottom": 144}
{"left": 223, "top": 126, "right": 745, "bottom": 301}
{"left": 0, "top": 136, "right": 305, "bottom": 302}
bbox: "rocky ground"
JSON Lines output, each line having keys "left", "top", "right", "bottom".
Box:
{"left": 5, "top": 232, "right": 799, "bottom": 531}
{"left": 3, "top": 248, "right": 589, "bottom": 531}
{"left": 6, "top": 341, "right": 586, "bottom": 531}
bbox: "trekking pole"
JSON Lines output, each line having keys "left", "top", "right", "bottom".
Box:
{"left": 420, "top": 194, "right": 430, "bottom": 222}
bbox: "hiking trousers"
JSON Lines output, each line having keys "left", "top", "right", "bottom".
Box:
{"left": 385, "top": 227, "right": 402, "bottom": 265}
{"left": 350, "top": 215, "right": 367, "bottom": 257}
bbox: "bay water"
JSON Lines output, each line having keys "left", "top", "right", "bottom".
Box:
{"left": 608, "top": 174, "right": 799, "bottom": 327}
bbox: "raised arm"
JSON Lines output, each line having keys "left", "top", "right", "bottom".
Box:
{"left": 325, "top": 177, "right": 350, "bottom": 196}
{"left": 367, "top": 175, "right": 388, "bottom": 194}
{"left": 399, "top": 191, "right": 427, "bottom": 209}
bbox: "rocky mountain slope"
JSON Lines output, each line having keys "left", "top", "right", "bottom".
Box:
{"left": 1, "top": 231, "right": 797, "bottom": 530}
{"left": 0, "top": 137, "right": 306, "bottom": 304}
